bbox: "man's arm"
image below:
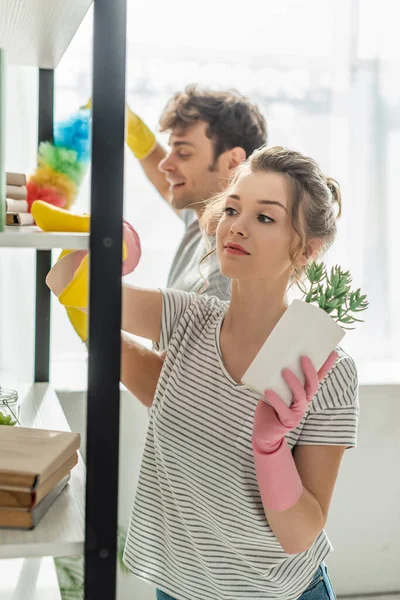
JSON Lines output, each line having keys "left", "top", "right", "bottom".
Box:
{"left": 125, "top": 106, "right": 172, "bottom": 203}
{"left": 138, "top": 143, "right": 171, "bottom": 203}
{"left": 121, "top": 333, "right": 163, "bottom": 407}
{"left": 82, "top": 99, "right": 172, "bottom": 204}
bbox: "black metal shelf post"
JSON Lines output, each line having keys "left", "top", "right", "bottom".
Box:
{"left": 84, "top": 0, "right": 127, "bottom": 598}
{"left": 34, "top": 68, "right": 54, "bottom": 383}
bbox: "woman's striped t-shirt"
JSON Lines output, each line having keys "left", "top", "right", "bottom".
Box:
{"left": 123, "top": 290, "right": 359, "bottom": 600}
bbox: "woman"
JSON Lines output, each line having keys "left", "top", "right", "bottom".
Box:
{"left": 49, "top": 145, "right": 358, "bottom": 599}
{"left": 120, "top": 145, "right": 358, "bottom": 600}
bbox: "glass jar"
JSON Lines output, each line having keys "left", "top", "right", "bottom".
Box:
{"left": 0, "top": 388, "right": 20, "bottom": 426}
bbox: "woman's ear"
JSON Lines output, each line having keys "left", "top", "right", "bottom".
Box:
{"left": 227, "top": 147, "right": 247, "bottom": 172}
{"left": 295, "top": 239, "right": 323, "bottom": 269}
{"left": 300, "top": 239, "right": 323, "bottom": 266}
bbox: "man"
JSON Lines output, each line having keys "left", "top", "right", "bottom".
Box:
{"left": 120, "top": 85, "right": 267, "bottom": 401}
{"left": 125, "top": 85, "right": 266, "bottom": 297}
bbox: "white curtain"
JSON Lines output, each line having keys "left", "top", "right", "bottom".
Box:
{"left": 1, "top": 0, "right": 399, "bottom": 387}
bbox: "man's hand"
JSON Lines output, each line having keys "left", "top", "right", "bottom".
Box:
{"left": 81, "top": 99, "right": 157, "bottom": 160}
{"left": 125, "top": 105, "right": 157, "bottom": 160}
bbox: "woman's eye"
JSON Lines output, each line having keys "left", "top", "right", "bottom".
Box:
{"left": 178, "top": 153, "right": 191, "bottom": 159}
{"left": 258, "top": 214, "right": 274, "bottom": 224}
{"left": 223, "top": 207, "right": 237, "bottom": 216}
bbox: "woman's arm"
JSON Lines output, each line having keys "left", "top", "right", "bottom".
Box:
{"left": 120, "top": 333, "right": 164, "bottom": 407}
{"left": 252, "top": 352, "right": 353, "bottom": 554}
{"left": 121, "top": 287, "right": 195, "bottom": 405}
{"left": 264, "top": 444, "right": 346, "bottom": 554}
{"left": 121, "top": 284, "right": 162, "bottom": 342}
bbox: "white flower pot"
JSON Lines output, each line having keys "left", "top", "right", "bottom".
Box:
{"left": 241, "top": 299, "right": 345, "bottom": 406}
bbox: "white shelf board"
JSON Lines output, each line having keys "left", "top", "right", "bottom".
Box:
{"left": 0, "top": 557, "right": 61, "bottom": 600}
{"left": 0, "top": 0, "right": 93, "bottom": 68}
{"left": 0, "top": 226, "right": 89, "bottom": 250}
{"left": 0, "top": 383, "right": 85, "bottom": 559}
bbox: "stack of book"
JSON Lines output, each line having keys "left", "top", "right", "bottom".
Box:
{"left": 5, "top": 172, "right": 34, "bottom": 226}
{"left": 0, "top": 425, "right": 80, "bottom": 529}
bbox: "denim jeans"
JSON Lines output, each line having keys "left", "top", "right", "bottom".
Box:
{"left": 155, "top": 562, "right": 336, "bottom": 600}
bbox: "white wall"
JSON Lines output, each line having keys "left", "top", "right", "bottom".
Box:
{"left": 325, "top": 384, "right": 400, "bottom": 596}
{"left": 57, "top": 384, "right": 400, "bottom": 600}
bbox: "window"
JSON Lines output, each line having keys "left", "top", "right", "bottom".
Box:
{"left": 1, "top": 0, "right": 398, "bottom": 386}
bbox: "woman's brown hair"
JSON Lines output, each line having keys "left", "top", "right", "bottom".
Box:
{"left": 200, "top": 145, "right": 342, "bottom": 287}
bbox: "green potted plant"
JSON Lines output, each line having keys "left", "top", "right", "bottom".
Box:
{"left": 242, "top": 262, "right": 368, "bottom": 406}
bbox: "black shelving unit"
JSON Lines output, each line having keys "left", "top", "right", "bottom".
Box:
{"left": 85, "top": 0, "right": 127, "bottom": 597}
{"left": 0, "top": 0, "right": 127, "bottom": 598}
{"left": 34, "top": 68, "right": 54, "bottom": 383}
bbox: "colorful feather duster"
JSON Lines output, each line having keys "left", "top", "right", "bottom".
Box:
{"left": 27, "top": 109, "right": 91, "bottom": 211}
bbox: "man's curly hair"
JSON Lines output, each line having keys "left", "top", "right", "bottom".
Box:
{"left": 159, "top": 85, "right": 267, "bottom": 163}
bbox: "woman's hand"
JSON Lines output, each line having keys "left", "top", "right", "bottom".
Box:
{"left": 46, "top": 217, "right": 141, "bottom": 342}
{"left": 253, "top": 351, "right": 338, "bottom": 453}
{"left": 122, "top": 220, "right": 141, "bottom": 275}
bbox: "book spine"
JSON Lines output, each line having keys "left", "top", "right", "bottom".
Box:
{"left": 0, "top": 474, "right": 70, "bottom": 529}
{"left": 0, "top": 49, "right": 5, "bottom": 232}
{"left": 5, "top": 172, "right": 26, "bottom": 186}
{"left": 5, "top": 198, "right": 28, "bottom": 213}
{"left": 16, "top": 212, "right": 34, "bottom": 225}
{"left": 6, "top": 212, "right": 34, "bottom": 226}
{"left": 0, "top": 488, "right": 33, "bottom": 509}
{"left": 6, "top": 184, "right": 27, "bottom": 200}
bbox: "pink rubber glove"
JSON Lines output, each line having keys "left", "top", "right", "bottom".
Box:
{"left": 47, "top": 220, "right": 141, "bottom": 301}
{"left": 121, "top": 221, "right": 141, "bottom": 276}
{"left": 252, "top": 351, "right": 338, "bottom": 512}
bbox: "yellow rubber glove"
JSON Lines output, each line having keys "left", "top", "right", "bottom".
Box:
{"left": 38, "top": 201, "right": 141, "bottom": 343}
{"left": 32, "top": 200, "right": 91, "bottom": 341}
{"left": 80, "top": 99, "right": 92, "bottom": 110}
{"left": 58, "top": 253, "right": 89, "bottom": 309}
{"left": 66, "top": 306, "right": 88, "bottom": 342}
{"left": 125, "top": 105, "right": 157, "bottom": 159}
{"left": 46, "top": 249, "right": 89, "bottom": 342}
{"left": 81, "top": 99, "right": 156, "bottom": 160}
